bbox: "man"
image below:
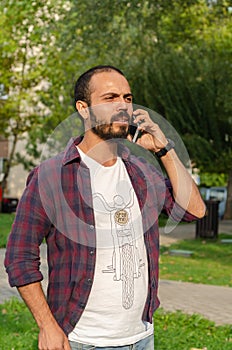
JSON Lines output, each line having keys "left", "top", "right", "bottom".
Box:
{"left": 5, "top": 65, "right": 205, "bottom": 350}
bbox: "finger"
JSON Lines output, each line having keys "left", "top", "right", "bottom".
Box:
{"left": 133, "top": 108, "right": 148, "bottom": 116}
{"left": 137, "top": 122, "right": 153, "bottom": 131}
{"left": 127, "top": 134, "right": 133, "bottom": 142}
{"left": 139, "top": 122, "right": 161, "bottom": 135}
{"left": 132, "top": 110, "right": 149, "bottom": 123}
{"left": 64, "top": 339, "right": 72, "bottom": 350}
{"left": 134, "top": 113, "right": 154, "bottom": 125}
{"left": 132, "top": 109, "right": 143, "bottom": 116}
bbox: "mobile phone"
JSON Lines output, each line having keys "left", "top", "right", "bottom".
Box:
{"left": 132, "top": 125, "right": 140, "bottom": 143}
{"left": 129, "top": 115, "right": 141, "bottom": 143}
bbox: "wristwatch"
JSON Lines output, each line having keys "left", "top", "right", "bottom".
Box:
{"left": 155, "top": 138, "right": 175, "bottom": 158}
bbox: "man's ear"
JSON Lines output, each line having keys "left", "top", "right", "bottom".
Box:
{"left": 76, "top": 100, "right": 89, "bottom": 120}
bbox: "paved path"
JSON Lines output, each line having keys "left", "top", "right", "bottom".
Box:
{"left": 158, "top": 220, "right": 232, "bottom": 325}
{"left": 1, "top": 220, "right": 232, "bottom": 326}
{"left": 159, "top": 280, "right": 232, "bottom": 326}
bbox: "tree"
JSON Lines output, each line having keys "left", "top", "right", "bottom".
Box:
{"left": 23, "top": 0, "right": 232, "bottom": 217}
{"left": 131, "top": 0, "right": 232, "bottom": 217}
{"left": 39, "top": 0, "right": 232, "bottom": 170}
{"left": 20, "top": 0, "right": 161, "bottom": 163}
{"left": 2, "top": 0, "right": 231, "bottom": 218}
{"left": 0, "top": 0, "right": 68, "bottom": 195}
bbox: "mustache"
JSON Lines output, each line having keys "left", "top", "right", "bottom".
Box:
{"left": 110, "top": 111, "right": 131, "bottom": 123}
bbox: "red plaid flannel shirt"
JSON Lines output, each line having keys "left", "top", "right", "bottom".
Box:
{"left": 5, "top": 136, "right": 197, "bottom": 335}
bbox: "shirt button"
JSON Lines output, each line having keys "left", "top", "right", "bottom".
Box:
{"left": 87, "top": 278, "right": 92, "bottom": 285}
{"left": 89, "top": 225, "right": 94, "bottom": 230}
{"left": 89, "top": 250, "right": 94, "bottom": 256}
{"left": 79, "top": 302, "right": 85, "bottom": 309}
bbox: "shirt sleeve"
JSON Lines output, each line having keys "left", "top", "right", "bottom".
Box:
{"left": 162, "top": 178, "right": 198, "bottom": 222}
{"left": 4, "top": 166, "right": 52, "bottom": 287}
{"left": 133, "top": 156, "right": 198, "bottom": 223}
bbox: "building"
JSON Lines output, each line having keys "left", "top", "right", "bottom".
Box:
{"left": 0, "top": 136, "right": 28, "bottom": 199}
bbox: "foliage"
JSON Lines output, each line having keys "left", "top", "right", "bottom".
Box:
{"left": 0, "top": 0, "right": 69, "bottom": 188}
{"left": 132, "top": 1, "right": 232, "bottom": 174}
{"left": 160, "top": 235, "right": 232, "bottom": 287}
{"left": 200, "top": 172, "right": 228, "bottom": 187}
{"left": 0, "top": 0, "right": 232, "bottom": 215}
{"left": 44, "top": 0, "right": 232, "bottom": 217}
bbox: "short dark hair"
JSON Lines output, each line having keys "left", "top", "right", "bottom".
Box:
{"left": 74, "top": 65, "right": 125, "bottom": 109}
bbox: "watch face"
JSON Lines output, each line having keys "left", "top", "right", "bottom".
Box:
{"left": 166, "top": 139, "right": 175, "bottom": 151}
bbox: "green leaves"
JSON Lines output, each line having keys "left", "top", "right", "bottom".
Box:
{"left": 0, "top": 0, "right": 231, "bottom": 205}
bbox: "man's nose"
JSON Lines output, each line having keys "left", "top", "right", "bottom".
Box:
{"left": 115, "top": 99, "right": 129, "bottom": 111}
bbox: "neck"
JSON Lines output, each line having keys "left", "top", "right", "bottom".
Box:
{"left": 78, "top": 130, "right": 118, "bottom": 167}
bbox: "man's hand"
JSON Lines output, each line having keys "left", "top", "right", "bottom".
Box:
{"left": 128, "top": 109, "right": 168, "bottom": 152}
{"left": 38, "top": 322, "right": 71, "bottom": 350}
{"left": 17, "top": 282, "right": 72, "bottom": 350}
{"left": 127, "top": 109, "right": 206, "bottom": 218}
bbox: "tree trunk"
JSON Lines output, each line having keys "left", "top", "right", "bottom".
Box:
{"left": 224, "top": 169, "right": 232, "bottom": 220}
{"left": 1, "top": 133, "right": 18, "bottom": 199}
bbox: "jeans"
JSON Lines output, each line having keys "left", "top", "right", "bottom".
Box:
{"left": 69, "top": 333, "right": 154, "bottom": 350}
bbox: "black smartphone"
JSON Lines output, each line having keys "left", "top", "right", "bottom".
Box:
{"left": 128, "top": 115, "right": 141, "bottom": 143}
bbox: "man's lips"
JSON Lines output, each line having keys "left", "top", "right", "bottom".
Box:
{"left": 111, "top": 114, "right": 130, "bottom": 124}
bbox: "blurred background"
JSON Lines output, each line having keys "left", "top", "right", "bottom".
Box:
{"left": 0, "top": 0, "right": 231, "bottom": 219}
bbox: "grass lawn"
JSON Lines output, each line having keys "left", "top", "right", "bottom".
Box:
{"left": 0, "top": 299, "right": 231, "bottom": 350}
{"left": 154, "top": 308, "right": 232, "bottom": 350}
{"left": 0, "top": 299, "right": 38, "bottom": 350}
{"left": 160, "top": 234, "right": 232, "bottom": 287}
{"left": 0, "top": 213, "right": 15, "bottom": 248}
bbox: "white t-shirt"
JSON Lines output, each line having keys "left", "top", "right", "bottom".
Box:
{"left": 68, "top": 148, "right": 153, "bottom": 346}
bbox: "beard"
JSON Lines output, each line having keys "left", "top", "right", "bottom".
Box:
{"left": 89, "top": 109, "right": 131, "bottom": 141}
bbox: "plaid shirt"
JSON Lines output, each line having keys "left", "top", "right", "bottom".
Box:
{"left": 5, "top": 136, "right": 196, "bottom": 335}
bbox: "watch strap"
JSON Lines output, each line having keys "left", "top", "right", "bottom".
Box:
{"left": 155, "top": 138, "right": 175, "bottom": 158}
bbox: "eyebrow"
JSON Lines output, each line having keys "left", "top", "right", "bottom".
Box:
{"left": 124, "top": 93, "right": 133, "bottom": 99}
{"left": 100, "top": 92, "right": 134, "bottom": 99}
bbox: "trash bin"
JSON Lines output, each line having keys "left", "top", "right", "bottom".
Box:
{"left": 2, "top": 197, "right": 18, "bottom": 213}
{"left": 196, "top": 200, "right": 219, "bottom": 239}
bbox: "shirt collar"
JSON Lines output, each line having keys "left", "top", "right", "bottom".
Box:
{"left": 62, "top": 136, "right": 83, "bottom": 165}
{"left": 62, "top": 136, "right": 131, "bottom": 166}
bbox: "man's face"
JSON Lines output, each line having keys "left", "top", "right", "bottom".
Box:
{"left": 87, "top": 71, "right": 133, "bottom": 140}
